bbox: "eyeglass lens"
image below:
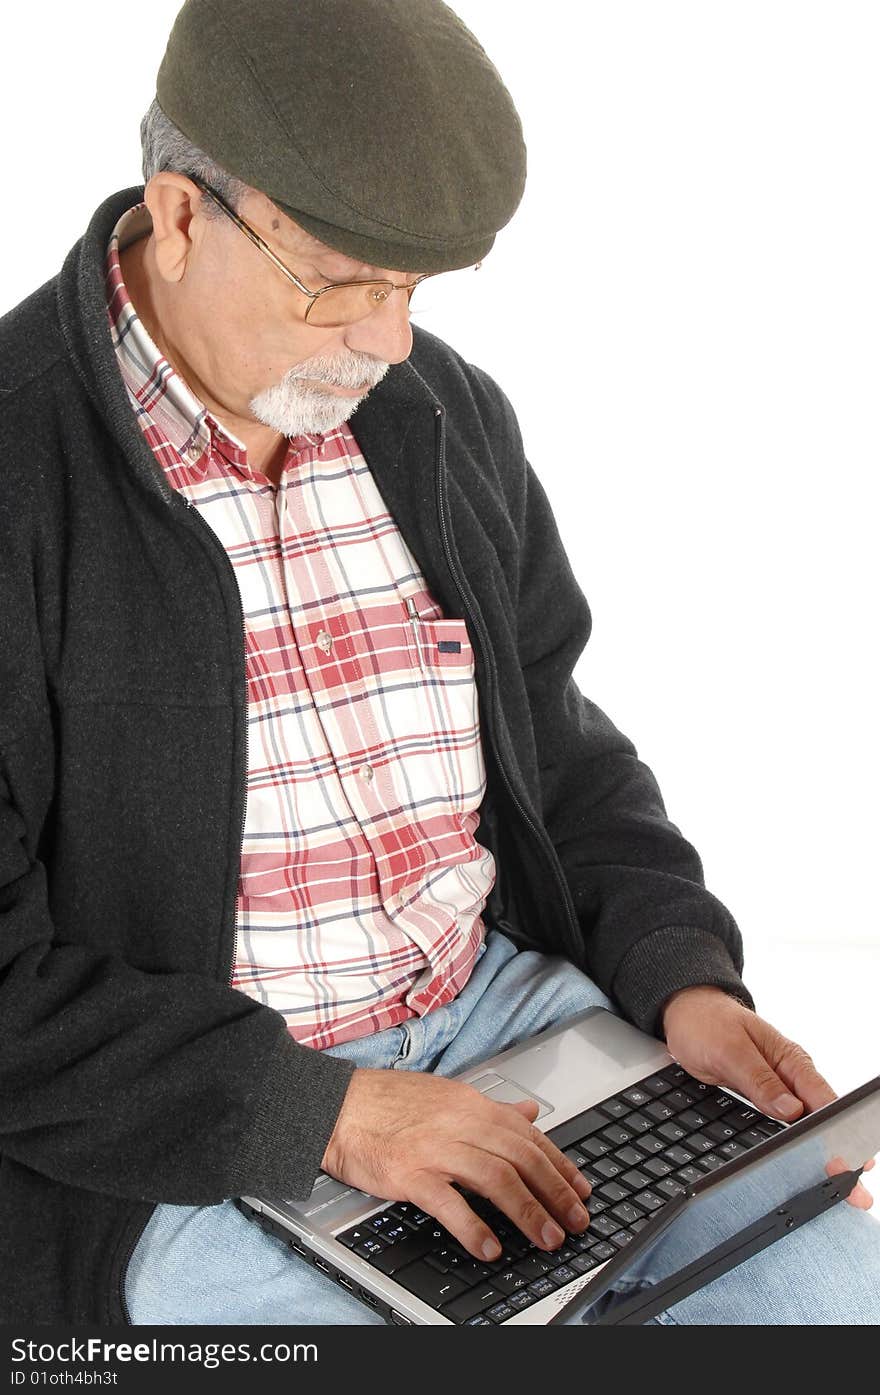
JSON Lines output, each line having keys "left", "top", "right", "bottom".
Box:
{"left": 306, "top": 281, "right": 420, "bottom": 328}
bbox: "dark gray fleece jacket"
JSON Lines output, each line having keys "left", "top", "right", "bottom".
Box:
{"left": 0, "top": 187, "right": 754, "bottom": 1324}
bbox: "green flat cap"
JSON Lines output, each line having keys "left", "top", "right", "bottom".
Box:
{"left": 155, "top": 0, "right": 527, "bottom": 273}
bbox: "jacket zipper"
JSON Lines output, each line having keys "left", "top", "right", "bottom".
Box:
{"left": 116, "top": 495, "right": 249, "bottom": 1325}
{"left": 432, "top": 405, "right": 582, "bottom": 961}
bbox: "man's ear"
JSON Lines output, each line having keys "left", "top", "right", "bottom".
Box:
{"left": 143, "top": 172, "right": 204, "bottom": 285}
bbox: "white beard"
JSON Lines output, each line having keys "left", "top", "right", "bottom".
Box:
{"left": 249, "top": 352, "right": 391, "bottom": 438}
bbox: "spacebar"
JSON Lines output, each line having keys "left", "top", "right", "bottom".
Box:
{"left": 369, "top": 1234, "right": 435, "bottom": 1275}
{"left": 548, "top": 1108, "right": 611, "bottom": 1152}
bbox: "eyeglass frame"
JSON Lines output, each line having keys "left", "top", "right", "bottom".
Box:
{"left": 186, "top": 173, "right": 438, "bottom": 326}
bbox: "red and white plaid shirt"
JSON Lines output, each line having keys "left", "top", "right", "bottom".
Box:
{"left": 105, "top": 204, "right": 495, "bottom": 1049}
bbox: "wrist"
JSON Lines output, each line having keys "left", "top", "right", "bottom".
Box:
{"left": 660, "top": 983, "right": 745, "bottom": 1038}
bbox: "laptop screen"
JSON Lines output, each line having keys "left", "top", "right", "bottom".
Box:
{"left": 557, "top": 1074, "right": 880, "bottom": 1325}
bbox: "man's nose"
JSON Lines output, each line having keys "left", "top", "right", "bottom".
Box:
{"left": 343, "top": 282, "right": 414, "bottom": 364}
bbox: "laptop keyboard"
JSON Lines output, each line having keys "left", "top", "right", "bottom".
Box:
{"left": 334, "top": 1061, "right": 786, "bottom": 1324}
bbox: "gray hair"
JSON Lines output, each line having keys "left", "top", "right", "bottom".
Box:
{"left": 139, "top": 98, "right": 252, "bottom": 219}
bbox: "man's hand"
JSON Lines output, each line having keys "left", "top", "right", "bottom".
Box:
{"left": 320, "top": 1068, "right": 592, "bottom": 1261}
{"left": 661, "top": 985, "right": 875, "bottom": 1208}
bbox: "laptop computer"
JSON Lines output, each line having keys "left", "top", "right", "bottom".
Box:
{"left": 236, "top": 1005, "right": 879, "bottom": 1325}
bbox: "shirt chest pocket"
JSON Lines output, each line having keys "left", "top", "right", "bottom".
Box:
{"left": 403, "top": 604, "right": 480, "bottom": 746}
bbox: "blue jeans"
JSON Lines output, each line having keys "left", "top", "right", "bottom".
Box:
{"left": 125, "top": 929, "right": 880, "bottom": 1324}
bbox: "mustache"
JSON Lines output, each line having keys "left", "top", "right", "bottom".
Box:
{"left": 285, "top": 354, "right": 390, "bottom": 391}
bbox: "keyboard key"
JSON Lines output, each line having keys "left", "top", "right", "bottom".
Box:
{"left": 680, "top": 1080, "right": 712, "bottom": 1101}
{"left": 424, "top": 1247, "right": 464, "bottom": 1273}
{"left": 570, "top": 1108, "right": 614, "bottom": 1138}
{"left": 550, "top": 1264, "right": 579, "bottom": 1285}
{"left": 496, "top": 1272, "right": 529, "bottom": 1300}
{"left": 756, "top": 1119, "right": 786, "bottom": 1137}
{"left": 697, "top": 1097, "right": 732, "bottom": 1121}
{"left": 721, "top": 1105, "right": 761, "bottom": 1129}
{"left": 370, "top": 1233, "right": 434, "bottom": 1274}
{"left": 620, "top": 1169, "right": 652, "bottom": 1191}
{"left": 508, "top": 1290, "right": 537, "bottom": 1312}
{"left": 592, "top": 1156, "right": 624, "bottom": 1180}
{"left": 630, "top": 1217, "right": 651, "bottom": 1233}
{"left": 337, "top": 1225, "right": 374, "bottom": 1249}
{"left": 677, "top": 1108, "right": 710, "bottom": 1132}
{"left": 587, "top": 1214, "right": 620, "bottom": 1239}
{"left": 675, "top": 1165, "right": 703, "bottom": 1186}
{"left": 528, "top": 1277, "right": 557, "bottom": 1299}
{"left": 621, "top": 1087, "right": 652, "bottom": 1108}
{"left": 591, "top": 1242, "right": 617, "bottom": 1261}
{"left": 610, "top": 1201, "right": 644, "bottom": 1227}
{"left": 565, "top": 1146, "right": 590, "bottom": 1169}
{"left": 739, "top": 1127, "right": 770, "bottom": 1148}
{"left": 632, "top": 1190, "right": 666, "bottom": 1212}
{"left": 662, "top": 1089, "right": 694, "bottom": 1112}
{"left": 640, "top": 1075, "right": 673, "bottom": 1097}
{"left": 571, "top": 1233, "right": 599, "bottom": 1252}
{"left": 395, "top": 1259, "right": 467, "bottom": 1306}
{"left": 514, "top": 1254, "right": 553, "bottom": 1279}
{"left": 354, "top": 1237, "right": 387, "bottom": 1258}
{"left": 442, "top": 1285, "right": 505, "bottom": 1324}
{"left": 597, "top": 1181, "right": 629, "bottom": 1204}
{"left": 655, "top": 1177, "right": 686, "bottom": 1199}
{"left": 383, "top": 1224, "right": 411, "bottom": 1245}
{"left": 657, "top": 1121, "right": 688, "bottom": 1144}
{"left": 601, "top": 1124, "right": 633, "bottom": 1147}
{"left": 635, "top": 1133, "right": 667, "bottom": 1155}
{"left": 719, "top": 1139, "right": 749, "bottom": 1159}
{"left": 572, "top": 1251, "right": 603, "bottom": 1274}
{"left": 622, "top": 1112, "right": 653, "bottom": 1135}
{"left": 659, "top": 1064, "right": 688, "bottom": 1084}
{"left": 580, "top": 1135, "right": 614, "bottom": 1159}
{"left": 367, "top": 1211, "right": 399, "bottom": 1234}
{"left": 586, "top": 1196, "right": 608, "bottom": 1214}
{"left": 696, "top": 1152, "right": 725, "bottom": 1172}
{"left": 684, "top": 1132, "right": 715, "bottom": 1154}
{"left": 599, "top": 1098, "right": 631, "bottom": 1120}
{"left": 663, "top": 1144, "right": 695, "bottom": 1167}
{"left": 614, "top": 1146, "right": 646, "bottom": 1168}
{"left": 644, "top": 1100, "right": 676, "bottom": 1122}
{"left": 642, "top": 1156, "right": 673, "bottom": 1178}
{"left": 610, "top": 1229, "right": 635, "bottom": 1248}
{"left": 705, "top": 1120, "right": 739, "bottom": 1143}
{"left": 487, "top": 1301, "right": 515, "bottom": 1323}
{"left": 464, "top": 1315, "right": 493, "bottom": 1325}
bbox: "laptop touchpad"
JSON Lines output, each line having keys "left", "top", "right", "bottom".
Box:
{"left": 471, "top": 1074, "right": 554, "bottom": 1119}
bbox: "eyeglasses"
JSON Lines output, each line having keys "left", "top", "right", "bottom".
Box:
{"left": 188, "top": 174, "right": 447, "bottom": 328}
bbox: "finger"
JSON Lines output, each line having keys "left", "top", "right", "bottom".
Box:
{"left": 509, "top": 1097, "right": 541, "bottom": 1122}
{"left": 476, "top": 1122, "right": 591, "bottom": 1235}
{"left": 409, "top": 1176, "right": 507, "bottom": 1262}
{"left": 826, "top": 1156, "right": 875, "bottom": 1210}
{"left": 443, "top": 1143, "right": 580, "bottom": 1254}
{"left": 502, "top": 1109, "right": 593, "bottom": 1201}
{"left": 706, "top": 1023, "right": 806, "bottom": 1121}
{"left": 769, "top": 1036, "right": 837, "bottom": 1115}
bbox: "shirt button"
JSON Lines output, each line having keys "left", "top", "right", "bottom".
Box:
{"left": 359, "top": 764, "right": 374, "bottom": 784}
{"left": 316, "top": 630, "right": 333, "bottom": 655}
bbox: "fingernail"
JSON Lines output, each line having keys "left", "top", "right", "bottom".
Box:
{"left": 574, "top": 1174, "right": 592, "bottom": 1197}
{"left": 568, "top": 1204, "right": 589, "bottom": 1232}
{"left": 482, "top": 1238, "right": 501, "bottom": 1260}
{"left": 542, "top": 1222, "right": 564, "bottom": 1248}
{"left": 773, "top": 1093, "right": 802, "bottom": 1117}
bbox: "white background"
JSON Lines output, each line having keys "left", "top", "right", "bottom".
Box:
{"left": 1, "top": 3, "right": 877, "bottom": 1111}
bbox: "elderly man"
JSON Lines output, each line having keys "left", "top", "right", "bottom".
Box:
{"left": 0, "top": 0, "right": 877, "bottom": 1327}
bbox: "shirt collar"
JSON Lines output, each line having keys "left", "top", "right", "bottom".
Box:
{"left": 104, "top": 203, "right": 325, "bottom": 483}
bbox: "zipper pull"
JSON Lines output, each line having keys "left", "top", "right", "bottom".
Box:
{"left": 406, "top": 597, "right": 426, "bottom": 672}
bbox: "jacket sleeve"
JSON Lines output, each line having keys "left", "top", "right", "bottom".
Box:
{"left": 485, "top": 374, "right": 756, "bottom": 1038}
{"left": 0, "top": 482, "right": 355, "bottom": 1208}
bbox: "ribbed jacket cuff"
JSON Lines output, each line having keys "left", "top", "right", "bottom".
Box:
{"left": 229, "top": 1027, "right": 358, "bottom": 1201}
{"left": 612, "top": 925, "right": 756, "bottom": 1041}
